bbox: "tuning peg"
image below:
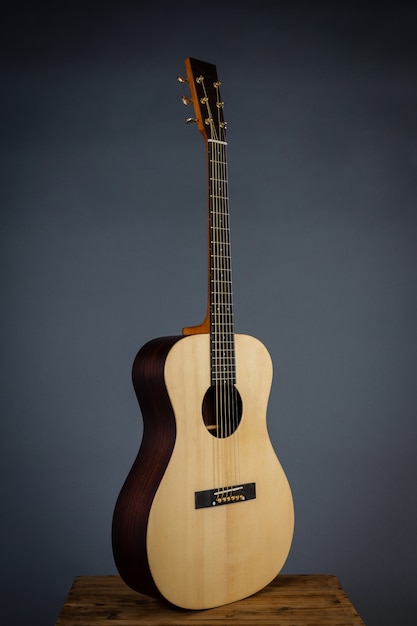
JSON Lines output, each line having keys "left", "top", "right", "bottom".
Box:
{"left": 185, "top": 117, "right": 197, "bottom": 124}
{"left": 177, "top": 75, "right": 188, "bottom": 83}
{"left": 181, "top": 94, "right": 192, "bottom": 105}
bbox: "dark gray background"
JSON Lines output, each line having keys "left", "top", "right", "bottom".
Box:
{"left": 2, "top": 2, "right": 416, "bottom": 625}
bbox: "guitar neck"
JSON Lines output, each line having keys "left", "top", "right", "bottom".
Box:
{"left": 181, "top": 57, "right": 236, "bottom": 384}
{"left": 208, "top": 138, "right": 236, "bottom": 385}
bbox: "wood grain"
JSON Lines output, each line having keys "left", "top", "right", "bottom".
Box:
{"left": 55, "top": 574, "right": 366, "bottom": 625}
{"left": 112, "top": 335, "right": 182, "bottom": 599}
{"left": 147, "top": 332, "right": 293, "bottom": 608}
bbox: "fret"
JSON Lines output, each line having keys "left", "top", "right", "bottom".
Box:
{"left": 211, "top": 356, "right": 235, "bottom": 362}
{"left": 211, "top": 360, "right": 236, "bottom": 366}
{"left": 211, "top": 301, "right": 232, "bottom": 310}
{"left": 211, "top": 360, "right": 235, "bottom": 366}
{"left": 211, "top": 355, "right": 235, "bottom": 364}
{"left": 211, "top": 272, "right": 233, "bottom": 286}
{"left": 211, "top": 328, "right": 234, "bottom": 334}
{"left": 211, "top": 344, "right": 236, "bottom": 352}
{"left": 211, "top": 280, "right": 232, "bottom": 286}
{"left": 211, "top": 338, "right": 235, "bottom": 344}
{"left": 211, "top": 296, "right": 233, "bottom": 303}
{"left": 210, "top": 179, "right": 227, "bottom": 185}
{"left": 211, "top": 312, "right": 233, "bottom": 320}
{"left": 210, "top": 277, "right": 232, "bottom": 283}
{"left": 211, "top": 312, "right": 233, "bottom": 316}
{"left": 211, "top": 371, "right": 236, "bottom": 378}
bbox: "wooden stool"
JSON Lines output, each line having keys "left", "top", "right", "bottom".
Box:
{"left": 55, "top": 574, "right": 365, "bottom": 625}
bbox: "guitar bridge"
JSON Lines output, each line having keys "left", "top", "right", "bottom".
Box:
{"left": 195, "top": 482, "right": 256, "bottom": 509}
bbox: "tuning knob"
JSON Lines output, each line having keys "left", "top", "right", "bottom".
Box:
{"left": 177, "top": 75, "right": 188, "bottom": 83}
{"left": 181, "top": 94, "right": 192, "bottom": 105}
{"left": 185, "top": 117, "right": 197, "bottom": 124}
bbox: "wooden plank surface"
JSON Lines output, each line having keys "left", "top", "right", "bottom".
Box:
{"left": 55, "top": 574, "right": 365, "bottom": 625}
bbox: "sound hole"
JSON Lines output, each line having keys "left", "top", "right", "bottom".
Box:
{"left": 202, "top": 384, "right": 242, "bottom": 438}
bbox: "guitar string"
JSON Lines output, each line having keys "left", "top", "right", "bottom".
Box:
{"left": 218, "top": 137, "right": 241, "bottom": 495}
{"left": 217, "top": 140, "right": 229, "bottom": 481}
{"left": 219, "top": 140, "right": 230, "bottom": 495}
{"left": 211, "top": 137, "right": 224, "bottom": 495}
{"left": 216, "top": 145, "right": 226, "bottom": 495}
{"left": 205, "top": 75, "right": 241, "bottom": 501}
{"left": 220, "top": 95, "right": 237, "bottom": 498}
{"left": 210, "top": 131, "right": 224, "bottom": 493}
{"left": 219, "top": 91, "right": 240, "bottom": 493}
{"left": 225, "top": 139, "right": 240, "bottom": 489}
{"left": 212, "top": 88, "right": 240, "bottom": 499}
{"left": 204, "top": 80, "right": 222, "bottom": 498}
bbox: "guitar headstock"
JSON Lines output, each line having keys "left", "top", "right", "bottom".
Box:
{"left": 180, "top": 58, "right": 227, "bottom": 142}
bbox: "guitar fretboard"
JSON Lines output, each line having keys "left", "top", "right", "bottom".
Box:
{"left": 209, "top": 138, "right": 235, "bottom": 384}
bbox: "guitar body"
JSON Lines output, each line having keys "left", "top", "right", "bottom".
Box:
{"left": 112, "top": 332, "right": 294, "bottom": 609}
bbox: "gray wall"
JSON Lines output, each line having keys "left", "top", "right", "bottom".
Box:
{"left": 2, "top": 2, "right": 416, "bottom": 625}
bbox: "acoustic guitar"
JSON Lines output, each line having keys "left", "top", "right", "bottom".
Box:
{"left": 112, "top": 57, "right": 294, "bottom": 610}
